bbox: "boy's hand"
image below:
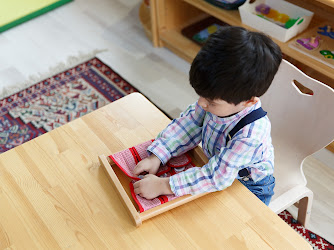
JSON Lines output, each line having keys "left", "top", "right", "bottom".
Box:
{"left": 133, "top": 154, "right": 161, "bottom": 176}
{"left": 133, "top": 175, "right": 173, "bottom": 199}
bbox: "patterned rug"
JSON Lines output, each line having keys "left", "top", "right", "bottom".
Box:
{"left": 0, "top": 57, "right": 138, "bottom": 153}
{"left": 0, "top": 58, "right": 333, "bottom": 249}
{"left": 279, "top": 210, "right": 334, "bottom": 250}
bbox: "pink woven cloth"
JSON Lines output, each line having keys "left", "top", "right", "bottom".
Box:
{"left": 109, "top": 140, "right": 195, "bottom": 212}
{"left": 109, "top": 140, "right": 172, "bottom": 180}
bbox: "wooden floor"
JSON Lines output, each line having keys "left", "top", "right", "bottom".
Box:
{"left": 0, "top": 0, "right": 333, "bottom": 244}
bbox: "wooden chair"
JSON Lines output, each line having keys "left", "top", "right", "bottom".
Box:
{"left": 261, "top": 59, "right": 334, "bottom": 227}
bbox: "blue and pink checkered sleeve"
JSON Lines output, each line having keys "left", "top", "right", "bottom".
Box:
{"left": 147, "top": 102, "right": 205, "bottom": 165}
{"left": 169, "top": 135, "right": 266, "bottom": 196}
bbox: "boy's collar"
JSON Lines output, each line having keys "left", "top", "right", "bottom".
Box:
{"left": 210, "top": 99, "right": 261, "bottom": 123}
{"left": 218, "top": 112, "right": 238, "bottom": 118}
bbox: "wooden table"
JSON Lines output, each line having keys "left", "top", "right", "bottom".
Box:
{"left": 0, "top": 93, "right": 311, "bottom": 249}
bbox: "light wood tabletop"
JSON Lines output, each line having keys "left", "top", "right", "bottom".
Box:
{"left": 0, "top": 93, "right": 311, "bottom": 249}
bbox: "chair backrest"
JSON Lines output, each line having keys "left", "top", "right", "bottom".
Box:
{"left": 261, "top": 60, "right": 334, "bottom": 196}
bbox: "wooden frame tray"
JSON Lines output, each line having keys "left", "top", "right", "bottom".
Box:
{"left": 99, "top": 146, "right": 209, "bottom": 227}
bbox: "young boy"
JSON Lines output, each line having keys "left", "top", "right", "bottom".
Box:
{"left": 133, "top": 26, "right": 282, "bottom": 206}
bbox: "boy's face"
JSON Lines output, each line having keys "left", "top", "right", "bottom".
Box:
{"left": 198, "top": 97, "right": 258, "bottom": 117}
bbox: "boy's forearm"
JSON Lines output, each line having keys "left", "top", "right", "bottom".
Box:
{"left": 147, "top": 141, "right": 172, "bottom": 165}
{"left": 148, "top": 102, "right": 204, "bottom": 165}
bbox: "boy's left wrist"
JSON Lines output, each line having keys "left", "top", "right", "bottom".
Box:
{"left": 161, "top": 177, "right": 173, "bottom": 195}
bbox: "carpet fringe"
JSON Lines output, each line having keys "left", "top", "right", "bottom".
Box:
{"left": 0, "top": 49, "right": 107, "bottom": 99}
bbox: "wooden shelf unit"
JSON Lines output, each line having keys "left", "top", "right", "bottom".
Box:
{"left": 143, "top": 0, "right": 334, "bottom": 83}
{"left": 139, "top": 3, "right": 152, "bottom": 41}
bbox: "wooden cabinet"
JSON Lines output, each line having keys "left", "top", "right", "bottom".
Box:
{"left": 139, "top": 0, "right": 334, "bottom": 88}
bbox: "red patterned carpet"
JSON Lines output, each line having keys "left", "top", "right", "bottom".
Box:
{"left": 0, "top": 58, "right": 333, "bottom": 249}
{"left": 279, "top": 210, "right": 334, "bottom": 250}
{"left": 0, "top": 58, "right": 138, "bottom": 153}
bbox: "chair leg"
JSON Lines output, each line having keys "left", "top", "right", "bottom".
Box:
{"left": 297, "top": 192, "right": 313, "bottom": 227}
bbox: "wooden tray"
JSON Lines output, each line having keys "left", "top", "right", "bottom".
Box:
{"left": 99, "top": 146, "right": 209, "bottom": 227}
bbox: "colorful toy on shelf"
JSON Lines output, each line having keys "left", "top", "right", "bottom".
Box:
{"left": 296, "top": 36, "right": 321, "bottom": 50}
{"left": 289, "top": 22, "right": 334, "bottom": 69}
{"left": 255, "top": 3, "right": 297, "bottom": 29}
{"left": 320, "top": 50, "right": 334, "bottom": 59}
{"left": 255, "top": 3, "right": 270, "bottom": 14}
{"left": 192, "top": 24, "right": 221, "bottom": 44}
{"left": 285, "top": 18, "right": 301, "bottom": 29}
{"left": 240, "top": 0, "right": 314, "bottom": 42}
{"left": 318, "top": 25, "right": 334, "bottom": 39}
{"left": 181, "top": 16, "right": 230, "bottom": 46}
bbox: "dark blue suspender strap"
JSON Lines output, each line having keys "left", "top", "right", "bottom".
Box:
{"left": 225, "top": 107, "right": 268, "bottom": 178}
{"left": 226, "top": 107, "right": 267, "bottom": 145}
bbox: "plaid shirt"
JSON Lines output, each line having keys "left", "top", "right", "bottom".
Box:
{"left": 147, "top": 100, "right": 274, "bottom": 196}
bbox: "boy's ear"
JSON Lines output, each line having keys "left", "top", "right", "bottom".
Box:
{"left": 243, "top": 97, "right": 259, "bottom": 107}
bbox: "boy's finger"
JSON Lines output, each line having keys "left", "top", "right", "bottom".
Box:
{"left": 133, "top": 181, "right": 140, "bottom": 188}
{"left": 134, "top": 187, "right": 140, "bottom": 195}
{"left": 148, "top": 169, "right": 157, "bottom": 174}
{"left": 133, "top": 164, "right": 146, "bottom": 175}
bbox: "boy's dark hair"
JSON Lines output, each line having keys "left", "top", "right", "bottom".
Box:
{"left": 189, "top": 26, "right": 282, "bottom": 105}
